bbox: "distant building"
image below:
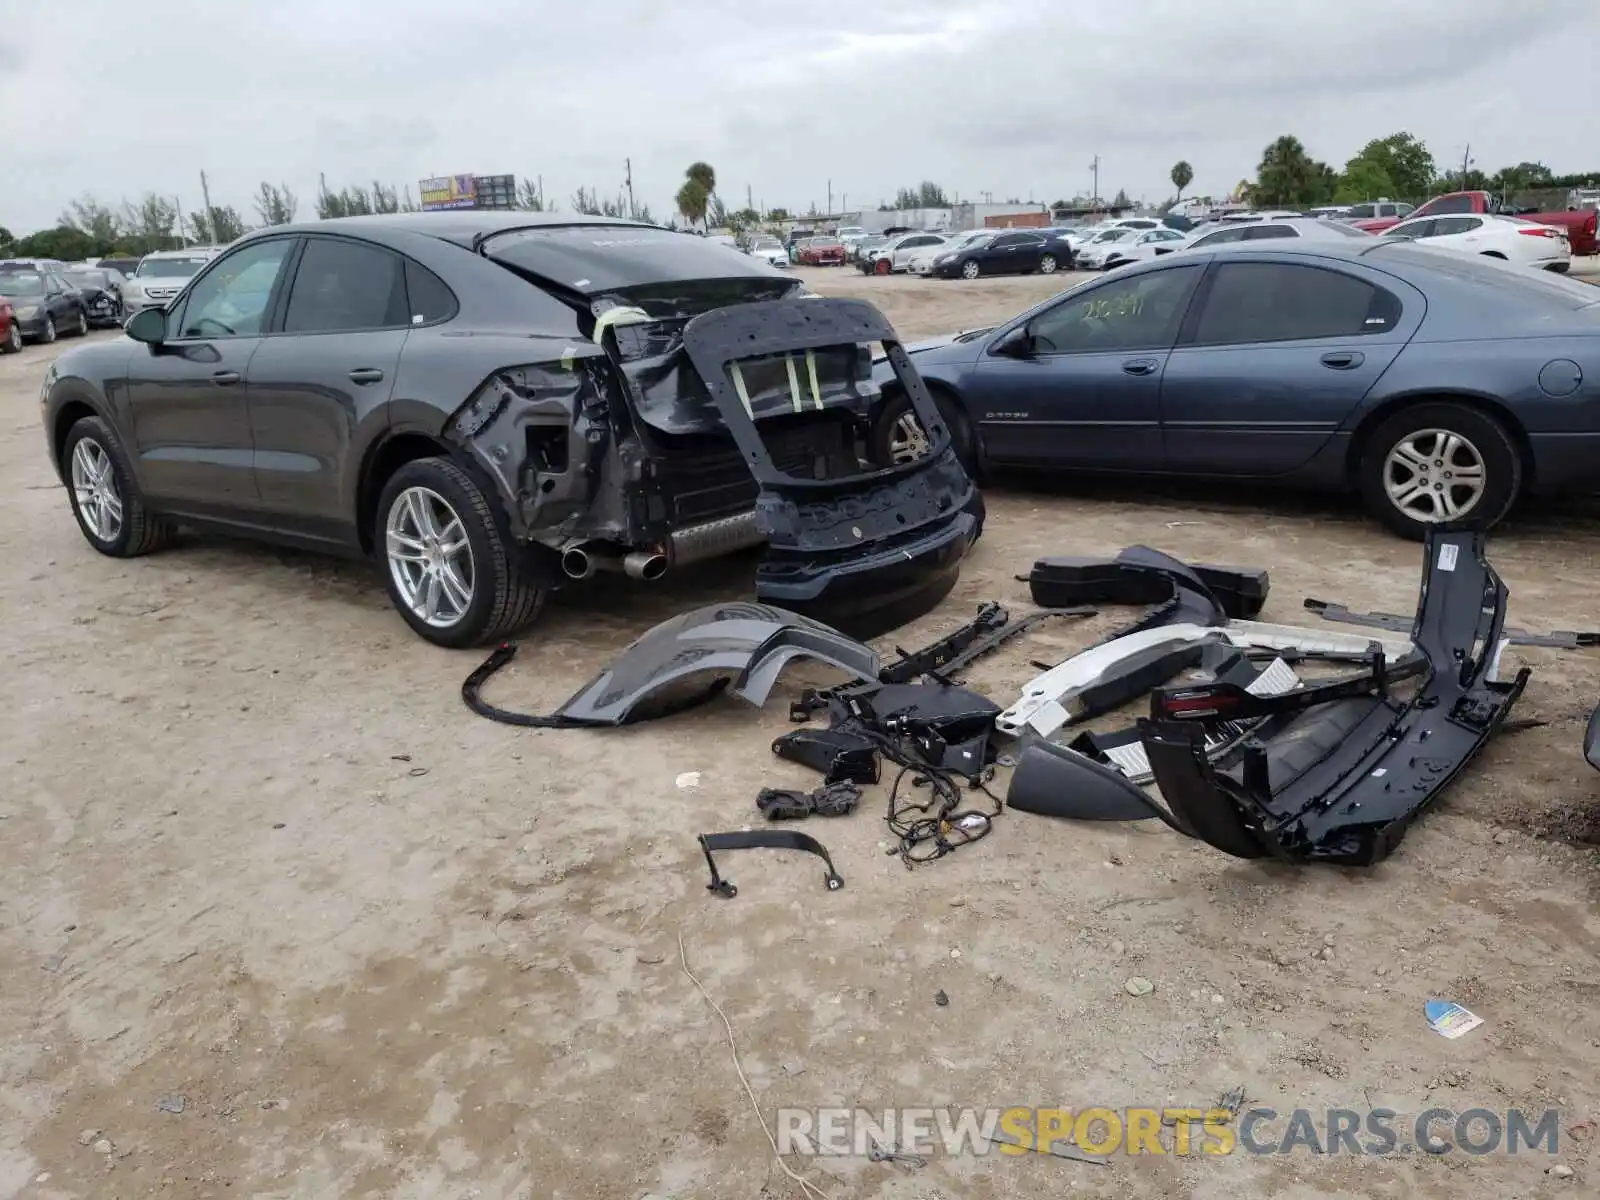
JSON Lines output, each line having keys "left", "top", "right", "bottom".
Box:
{"left": 950, "top": 202, "right": 1048, "bottom": 231}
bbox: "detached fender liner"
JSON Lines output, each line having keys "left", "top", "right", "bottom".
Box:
{"left": 1139, "top": 531, "right": 1530, "bottom": 866}
{"left": 680, "top": 297, "right": 982, "bottom": 637}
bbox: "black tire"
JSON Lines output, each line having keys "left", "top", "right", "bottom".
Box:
{"left": 1039, "top": 253, "right": 1058, "bottom": 274}
{"left": 374, "top": 457, "right": 547, "bottom": 648}
{"left": 69, "top": 308, "right": 88, "bottom": 337}
{"left": 0, "top": 321, "right": 20, "bottom": 354}
{"left": 1356, "top": 403, "right": 1521, "bottom": 540}
{"left": 960, "top": 260, "right": 981, "bottom": 280}
{"left": 39, "top": 315, "right": 57, "bottom": 344}
{"left": 61, "top": 416, "right": 174, "bottom": 557}
{"left": 869, "top": 389, "right": 978, "bottom": 476}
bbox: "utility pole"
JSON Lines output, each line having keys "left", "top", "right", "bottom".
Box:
{"left": 625, "top": 158, "right": 635, "bottom": 218}
{"left": 198, "top": 170, "right": 213, "bottom": 238}
{"left": 174, "top": 195, "right": 188, "bottom": 246}
{"left": 747, "top": 183, "right": 753, "bottom": 212}
{"left": 537, "top": 175, "right": 544, "bottom": 208}
{"left": 1090, "top": 155, "right": 1101, "bottom": 206}
{"left": 1460, "top": 144, "right": 1472, "bottom": 187}
{"left": 841, "top": 192, "right": 847, "bottom": 215}
{"left": 827, "top": 180, "right": 832, "bottom": 215}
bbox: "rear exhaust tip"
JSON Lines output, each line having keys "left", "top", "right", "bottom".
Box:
{"left": 624, "top": 551, "right": 668, "bottom": 582}
{"left": 560, "top": 546, "right": 594, "bottom": 580}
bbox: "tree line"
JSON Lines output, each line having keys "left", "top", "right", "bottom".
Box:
{"left": 1235, "top": 132, "right": 1598, "bottom": 211}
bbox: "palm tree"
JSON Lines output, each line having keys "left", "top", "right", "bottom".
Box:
{"left": 1170, "top": 161, "right": 1194, "bottom": 203}
{"left": 1255, "top": 136, "right": 1317, "bottom": 208}
{"left": 676, "top": 179, "right": 709, "bottom": 228}
{"left": 686, "top": 162, "right": 716, "bottom": 197}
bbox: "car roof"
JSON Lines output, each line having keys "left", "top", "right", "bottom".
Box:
{"left": 257, "top": 211, "right": 652, "bottom": 252}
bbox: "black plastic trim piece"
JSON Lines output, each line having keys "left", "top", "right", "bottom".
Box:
{"left": 1140, "top": 530, "right": 1529, "bottom": 866}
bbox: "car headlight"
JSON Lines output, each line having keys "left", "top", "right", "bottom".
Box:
{"left": 15, "top": 305, "right": 38, "bottom": 319}
{"left": 934, "top": 254, "right": 954, "bottom": 265}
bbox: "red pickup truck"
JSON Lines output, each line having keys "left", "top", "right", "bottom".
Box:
{"left": 1355, "top": 190, "right": 1598, "bottom": 256}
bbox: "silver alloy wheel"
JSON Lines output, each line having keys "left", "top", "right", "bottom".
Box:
{"left": 385, "top": 486, "right": 475, "bottom": 628}
{"left": 76, "top": 310, "right": 88, "bottom": 335}
{"left": 1039, "top": 254, "right": 1058, "bottom": 274}
{"left": 70, "top": 437, "right": 124, "bottom": 542}
{"left": 1382, "top": 428, "right": 1487, "bottom": 523}
{"left": 887, "top": 411, "right": 932, "bottom": 464}
{"left": 42, "top": 316, "right": 56, "bottom": 343}
{"left": 4, "top": 322, "right": 18, "bottom": 352}
{"left": 961, "top": 260, "right": 981, "bottom": 279}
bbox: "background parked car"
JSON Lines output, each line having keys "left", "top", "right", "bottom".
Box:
{"left": 0, "top": 266, "right": 89, "bottom": 342}
{"left": 121, "top": 248, "right": 223, "bottom": 315}
{"left": 798, "top": 236, "right": 847, "bottom": 266}
{"left": 1179, "top": 217, "right": 1375, "bottom": 253}
{"left": 926, "top": 230, "right": 1070, "bottom": 279}
{"left": 1100, "top": 227, "right": 1192, "bottom": 269}
{"left": 848, "top": 234, "right": 888, "bottom": 264}
{"left": 93, "top": 256, "right": 143, "bottom": 277}
{"left": 1075, "top": 229, "right": 1144, "bottom": 269}
{"left": 908, "top": 231, "right": 990, "bottom": 275}
{"left": 868, "top": 240, "right": 1600, "bottom": 539}
{"left": 1340, "top": 201, "right": 1413, "bottom": 222}
{"left": 61, "top": 266, "right": 125, "bottom": 327}
{"left": 748, "top": 236, "right": 790, "bottom": 268}
{"left": 1353, "top": 190, "right": 1597, "bottom": 254}
{"left": 1382, "top": 212, "right": 1571, "bottom": 272}
{"left": 862, "top": 231, "right": 948, "bottom": 275}
{"left": 0, "top": 293, "right": 21, "bottom": 354}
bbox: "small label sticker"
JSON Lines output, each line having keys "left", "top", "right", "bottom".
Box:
{"left": 1370, "top": 767, "right": 1388, "bottom": 777}
{"left": 1437, "top": 543, "right": 1459, "bottom": 572}
{"left": 1426, "top": 1000, "right": 1484, "bottom": 1039}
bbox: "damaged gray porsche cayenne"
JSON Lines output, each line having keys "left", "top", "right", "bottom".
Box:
{"left": 39, "top": 213, "right": 983, "bottom": 647}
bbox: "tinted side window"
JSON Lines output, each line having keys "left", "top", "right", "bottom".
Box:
{"left": 1192, "top": 263, "right": 1401, "bottom": 347}
{"left": 991, "top": 234, "right": 1021, "bottom": 248}
{"left": 1025, "top": 264, "right": 1201, "bottom": 354}
{"left": 172, "top": 239, "right": 295, "bottom": 339}
{"left": 1346, "top": 205, "right": 1375, "bottom": 218}
{"left": 1242, "top": 224, "right": 1296, "bottom": 240}
{"left": 1431, "top": 217, "right": 1479, "bottom": 235}
{"left": 1390, "top": 219, "right": 1435, "bottom": 239}
{"left": 1427, "top": 195, "right": 1476, "bottom": 215}
{"left": 1192, "top": 228, "right": 1247, "bottom": 247}
{"left": 283, "top": 238, "right": 408, "bottom": 334}
{"left": 404, "top": 260, "right": 457, "bottom": 324}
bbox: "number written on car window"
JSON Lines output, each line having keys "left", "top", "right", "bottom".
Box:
{"left": 1025, "top": 265, "right": 1202, "bottom": 354}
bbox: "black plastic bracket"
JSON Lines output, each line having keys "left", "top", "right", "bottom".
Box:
{"left": 697, "top": 830, "right": 845, "bottom": 898}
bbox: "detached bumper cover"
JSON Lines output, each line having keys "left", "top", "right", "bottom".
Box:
{"left": 1139, "top": 531, "right": 1528, "bottom": 866}
{"left": 681, "top": 297, "right": 982, "bottom": 636}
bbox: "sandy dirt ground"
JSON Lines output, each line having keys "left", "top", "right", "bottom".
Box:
{"left": 2, "top": 262, "right": 1599, "bottom": 1200}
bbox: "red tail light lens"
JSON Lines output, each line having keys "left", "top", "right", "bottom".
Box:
{"left": 1517, "top": 227, "right": 1558, "bottom": 237}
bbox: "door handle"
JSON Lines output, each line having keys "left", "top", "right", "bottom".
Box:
{"left": 347, "top": 368, "right": 385, "bottom": 385}
{"left": 210, "top": 370, "right": 242, "bottom": 386}
{"left": 1121, "top": 358, "right": 1159, "bottom": 376}
{"left": 1319, "top": 351, "right": 1364, "bottom": 370}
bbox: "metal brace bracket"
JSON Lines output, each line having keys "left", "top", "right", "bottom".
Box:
{"left": 697, "top": 830, "right": 844, "bottom": 898}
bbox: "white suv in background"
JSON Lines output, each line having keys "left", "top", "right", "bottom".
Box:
{"left": 120, "top": 247, "right": 225, "bottom": 316}
{"left": 862, "top": 232, "right": 948, "bottom": 274}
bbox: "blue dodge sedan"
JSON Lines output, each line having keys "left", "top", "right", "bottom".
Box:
{"left": 869, "top": 241, "right": 1600, "bottom": 537}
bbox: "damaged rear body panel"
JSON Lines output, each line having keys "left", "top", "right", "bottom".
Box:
{"left": 680, "top": 297, "right": 982, "bottom": 634}
{"left": 441, "top": 222, "right": 979, "bottom": 631}
{"left": 1140, "top": 531, "right": 1529, "bottom": 866}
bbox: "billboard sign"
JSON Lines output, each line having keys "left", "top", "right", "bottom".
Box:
{"left": 419, "top": 174, "right": 478, "bottom": 211}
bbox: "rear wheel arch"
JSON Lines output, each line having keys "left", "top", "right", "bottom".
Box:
{"left": 355, "top": 431, "right": 453, "bottom": 555}
{"left": 1345, "top": 392, "right": 1533, "bottom": 489}
{"left": 872, "top": 378, "right": 979, "bottom": 472}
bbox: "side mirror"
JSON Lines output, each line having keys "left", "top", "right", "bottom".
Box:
{"left": 124, "top": 306, "right": 167, "bottom": 344}
{"left": 991, "top": 326, "right": 1034, "bottom": 358}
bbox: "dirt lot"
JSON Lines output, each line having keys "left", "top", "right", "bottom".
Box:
{"left": 2, "top": 264, "right": 1598, "bottom": 1200}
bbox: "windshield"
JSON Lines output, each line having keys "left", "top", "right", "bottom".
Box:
{"left": 959, "top": 233, "right": 995, "bottom": 249}
{"left": 137, "top": 257, "right": 209, "bottom": 279}
{"left": 65, "top": 269, "right": 108, "bottom": 288}
{"left": 0, "top": 272, "right": 46, "bottom": 297}
{"left": 753, "top": 239, "right": 781, "bottom": 250}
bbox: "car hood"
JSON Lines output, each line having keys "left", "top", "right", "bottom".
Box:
{"left": 874, "top": 328, "right": 991, "bottom": 368}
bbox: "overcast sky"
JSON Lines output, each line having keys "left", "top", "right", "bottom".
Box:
{"left": 6, "top": 0, "right": 1598, "bottom": 233}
